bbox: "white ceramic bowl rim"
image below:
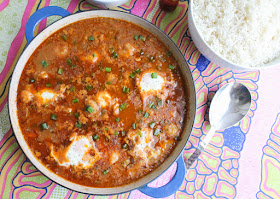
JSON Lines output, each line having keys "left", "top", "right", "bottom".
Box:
{"left": 86, "top": 0, "right": 129, "bottom": 8}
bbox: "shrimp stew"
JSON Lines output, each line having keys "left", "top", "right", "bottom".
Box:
{"left": 17, "top": 18, "right": 187, "bottom": 187}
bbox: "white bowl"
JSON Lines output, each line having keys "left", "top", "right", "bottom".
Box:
{"left": 86, "top": 0, "right": 129, "bottom": 8}
{"left": 188, "top": 0, "right": 280, "bottom": 71}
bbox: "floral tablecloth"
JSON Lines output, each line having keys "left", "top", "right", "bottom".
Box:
{"left": 1, "top": 0, "right": 280, "bottom": 198}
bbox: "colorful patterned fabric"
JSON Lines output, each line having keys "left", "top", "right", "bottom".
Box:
{"left": 1, "top": 0, "right": 280, "bottom": 198}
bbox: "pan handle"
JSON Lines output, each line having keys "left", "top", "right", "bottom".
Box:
{"left": 25, "top": 6, "right": 70, "bottom": 43}
{"left": 137, "top": 155, "right": 185, "bottom": 198}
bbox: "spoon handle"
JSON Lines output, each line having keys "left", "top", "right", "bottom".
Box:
{"left": 184, "top": 127, "right": 216, "bottom": 170}
{"left": 184, "top": 143, "right": 205, "bottom": 169}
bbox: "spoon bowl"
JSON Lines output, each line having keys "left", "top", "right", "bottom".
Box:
{"left": 185, "top": 82, "right": 251, "bottom": 169}
{"left": 210, "top": 82, "right": 251, "bottom": 129}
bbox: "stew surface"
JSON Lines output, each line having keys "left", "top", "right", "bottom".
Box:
{"left": 17, "top": 18, "right": 187, "bottom": 187}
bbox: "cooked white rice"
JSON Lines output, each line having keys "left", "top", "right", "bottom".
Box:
{"left": 193, "top": 0, "right": 280, "bottom": 67}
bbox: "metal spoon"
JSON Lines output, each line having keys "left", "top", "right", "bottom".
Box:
{"left": 185, "top": 82, "right": 251, "bottom": 169}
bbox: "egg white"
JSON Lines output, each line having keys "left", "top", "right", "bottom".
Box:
{"left": 50, "top": 135, "right": 100, "bottom": 168}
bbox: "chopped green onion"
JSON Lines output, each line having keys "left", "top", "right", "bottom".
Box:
{"left": 93, "top": 53, "right": 97, "bottom": 57}
{"left": 134, "top": 35, "right": 138, "bottom": 40}
{"left": 106, "top": 81, "right": 112, "bottom": 85}
{"left": 151, "top": 105, "right": 156, "bottom": 109}
{"left": 103, "top": 169, "right": 109, "bottom": 175}
{"left": 57, "top": 68, "right": 63, "bottom": 75}
{"left": 62, "top": 34, "right": 67, "bottom": 41}
{"left": 138, "top": 110, "right": 142, "bottom": 113}
{"left": 115, "top": 117, "right": 120, "bottom": 122}
{"left": 86, "top": 84, "right": 93, "bottom": 91}
{"left": 139, "top": 35, "right": 146, "bottom": 41}
{"left": 66, "top": 59, "right": 75, "bottom": 68}
{"left": 138, "top": 131, "right": 143, "bottom": 137}
{"left": 119, "top": 103, "right": 127, "bottom": 110}
{"left": 88, "top": 36, "right": 94, "bottom": 41}
{"left": 74, "top": 112, "right": 79, "bottom": 119}
{"left": 122, "top": 86, "right": 129, "bottom": 94}
{"left": 114, "top": 131, "right": 119, "bottom": 136}
{"left": 157, "top": 99, "right": 163, "bottom": 106}
{"left": 105, "top": 67, "right": 111, "bottom": 72}
{"left": 151, "top": 73, "right": 158, "bottom": 78}
{"left": 40, "top": 123, "right": 48, "bottom": 130}
{"left": 44, "top": 104, "right": 49, "bottom": 108}
{"left": 50, "top": 114, "right": 57, "bottom": 121}
{"left": 135, "top": 69, "right": 141, "bottom": 73}
{"left": 105, "top": 127, "right": 108, "bottom": 131}
{"left": 168, "top": 65, "right": 175, "bottom": 69}
{"left": 121, "top": 131, "right": 126, "bottom": 136}
{"left": 132, "top": 123, "right": 136, "bottom": 129}
{"left": 75, "top": 121, "right": 82, "bottom": 128}
{"left": 67, "top": 58, "right": 72, "bottom": 65}
{"left": 30, "top": 78, "right": 35, "bottom": 83}
{"left": 41, "top": 60, "right": 48, "bottom": 68}
{"left": 122, "top": 143, "right": 128, "bottom": 149}
{"left": 129, "top": 69, "right": 141, "bottom": 78}
{"left": 72, "top": 98, "right": 79, "bottom": 103}
{"left": 149, "top": 102, "right": 154, "bottom": 108}
{"left": 86, "top": 105, "right": 94, "bottom": 113}
{"left": 149, "top": 122, "right": 156, "bottom": 128}
{"left": 70, "top": 86, "right": 75, "bottom": 92}
{"left": 144, "top": 112, "right": 149, "bottom": 118}
{"left": 166, "top": 51, "right": 171, "bottom": 57}
{"left": 93, "top": 134, "right": 99, "bottom": 141}
{"left": 154, "top": 129, "right": 160, "bottom": 136}
{"left": 46, "top": 83, "right": 52, "bottom": 87}
{"left": 112, "top": 52, "right": 118, "bottom": 59}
